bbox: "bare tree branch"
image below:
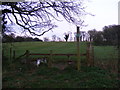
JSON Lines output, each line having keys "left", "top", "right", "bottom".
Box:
{"left": 1, "top": 1, "right": 88, "bottom": 36}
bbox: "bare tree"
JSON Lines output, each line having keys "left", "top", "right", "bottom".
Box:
{"left": 88, "top": 29, "right": 97, "bottom": 42}
{"left": 85, "top": 32, "right": 90, "bottom": 41}
{"left": 81, "top": 31, "right": 85, "bottom": 41}
{"left": 1, "top": 1, "right": 89, "bottom": 36}
{"left": 43, "top": 37, "right": 49, "bottom": 42}
{"left": 68, "top": 31, "right": 72, "bottom": 41}
{"left": 52, "top": 35, "right": 56, "bottom": 41}
{"left": 57, "top": 37, "right": 61, "bottom": 41}
{"left": 64, "top": 34, "right": 69, "bottom": 42}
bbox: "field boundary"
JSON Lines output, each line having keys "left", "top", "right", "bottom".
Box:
{"left": 13, "top": 42, "right": 94, "bottom": 68}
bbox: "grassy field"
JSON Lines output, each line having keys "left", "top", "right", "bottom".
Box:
{"left": 3, "top": 41, "right": 118, "bottom": 61}
{"left": 3, "top": 42, "right": 87, "bottom": 63}
{"left": 2, "top": 41, "right": 119, "bottom": 88}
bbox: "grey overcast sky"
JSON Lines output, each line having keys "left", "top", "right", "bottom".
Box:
{"left": 12, "top": 0, "right": 120, "bottom": 41}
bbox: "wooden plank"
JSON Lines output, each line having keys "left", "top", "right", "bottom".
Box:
{"left": 53, "top": 54, "right": 76, "bottom": 56}
{"left": 29, "top": 53, "right": 50, "bottom": 55}
{"left": 29, "top": 53, "right": 86, "bottom": 56}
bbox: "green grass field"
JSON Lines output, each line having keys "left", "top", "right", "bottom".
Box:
{"left": 2, "top": 41, "right": 119, "bottom": 88}
{"left": 3, "top": 42, "right": 87, "bottom": 63}
{"left": 3, "top": 41, "right": 118, "bottom": 60}
{"left": 3, "top": 41, "right": 86, "bottom": 55}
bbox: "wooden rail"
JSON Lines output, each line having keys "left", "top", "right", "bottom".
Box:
{"left": 27, "top": 52, "right": 87, "bottom": 68}
{"left": 29, "top": 53, "right": 86, "bottom": 56}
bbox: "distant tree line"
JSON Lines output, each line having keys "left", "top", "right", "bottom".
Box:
{"left": 3, "top": 25, "right": 120, "bottom": 46}
{"left": 2, "top": 33, "right": 43, "bottom": 43}
{"left": 88, "top": 25, "right": 120, "bottom": 46}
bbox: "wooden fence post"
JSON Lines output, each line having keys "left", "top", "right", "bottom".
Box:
{"left": 48, "top": 50, "right": 53, "bottom": 68}
{"left": 68, "top": 55, "right": 70, "bottom": 61}
{"left": 10, "top": 48, "right": 12, "bottom": 61}
{"left": 87, "top": 42, "right": 94, "bottom": 67}
{"left": 25, "top": 50, "right": 30, "bottom": 64}
{"left": 86, "top": 42, "right": 90, "bottom": 66}
{"left": 118, "top": 45, "right": 120, "bottom": 85}
{"left": 76, "top": 26, "right": 80, "bottom": 71}
{"left": 86, "top": 42, "right": 88, "bottom": 66}
{"left": 2, "top": 49, "right": 4, "bottom": 57}
{"left": 91, "top": 45, "right": 94, "bottom": 66}
{"left": 89, "top": 42, "right": 94, "bottom": 67}
{"left": 13, "top": 50, "right": 16, "bottom": 60}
